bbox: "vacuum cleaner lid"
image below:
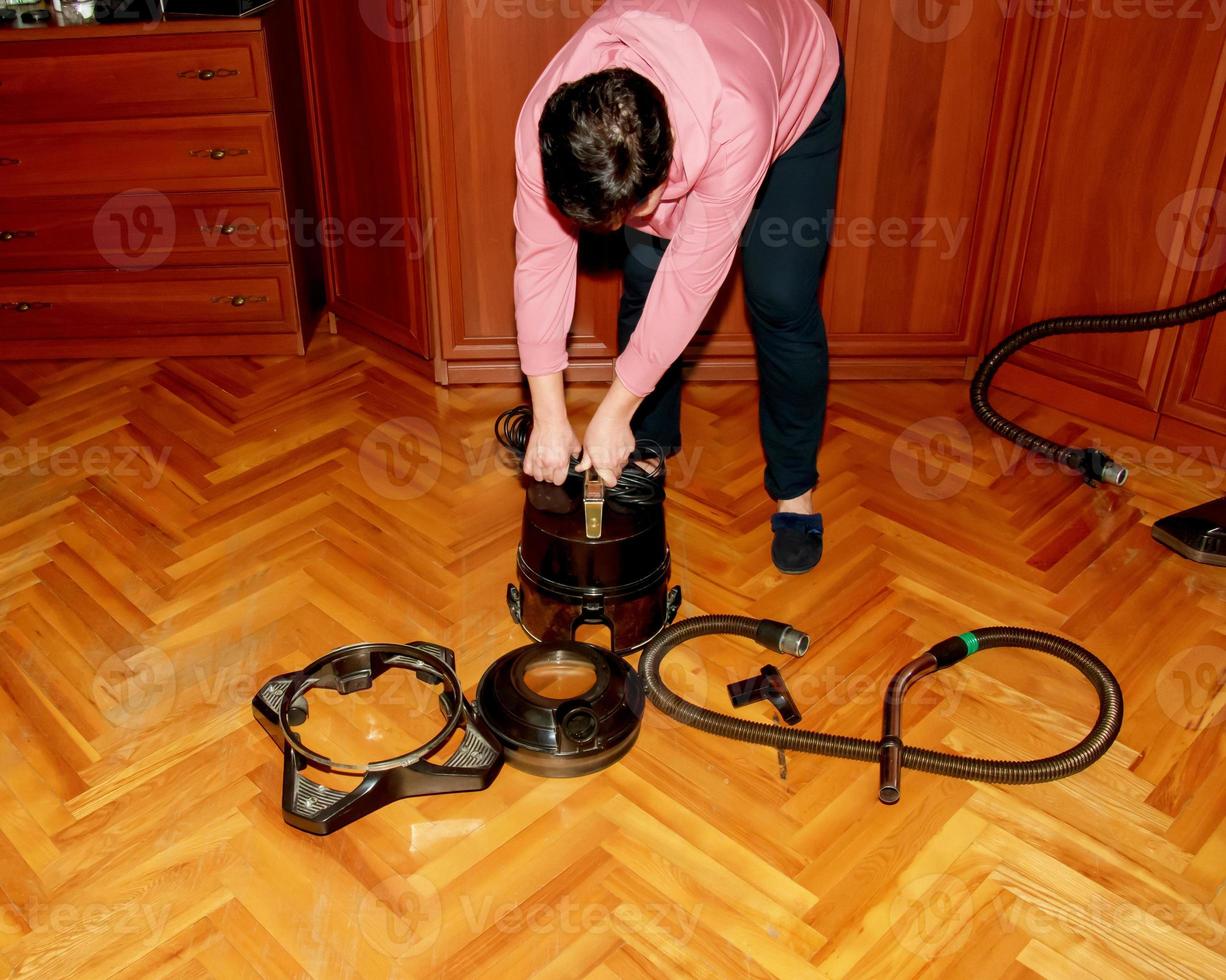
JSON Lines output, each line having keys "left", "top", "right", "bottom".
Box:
{"left": 475, "top": 640, "right": 644, "bottom": 777}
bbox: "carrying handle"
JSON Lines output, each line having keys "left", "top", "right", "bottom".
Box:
{"left": 583, "top": 467, "right": 605, "bottom": 540}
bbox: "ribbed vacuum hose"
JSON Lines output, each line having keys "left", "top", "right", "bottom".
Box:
{"left": 639, "top": 616, "right": 1123, "bottom": 798}
{"left": 970, "top": 287, "right": 1226, "bottom": 485}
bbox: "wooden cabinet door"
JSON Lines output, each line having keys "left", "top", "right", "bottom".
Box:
{"left": 982, "top": 13, "right": 1226, "bottom": 439}
{"left": 425, "top": 1, "right": 621, "bottom": 367}
{"left": 297, "top": 0, "right": 431, "bottom": 359}
{"left": 1161, "top": 307, "right": 1226, "bottom": 452}
{"left": 688, "top": 0, "right": 1014, "bottom": 375}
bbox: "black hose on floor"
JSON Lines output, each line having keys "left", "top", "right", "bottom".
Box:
{"left": 638, "top": 615, "right": 1123, "bottom": 803}
{"left": 970, "top": 287, "right": 1226, "bottom": 486}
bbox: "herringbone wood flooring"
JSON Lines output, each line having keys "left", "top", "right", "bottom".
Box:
{"left": 0, "top": 334, "right": 1223, "bottom": 978}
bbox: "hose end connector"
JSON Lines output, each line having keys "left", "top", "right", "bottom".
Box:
{"left": 878, "top": 737, "right": 903, "bottom": 805}
{"left": 754, "top": 620, "right": 810, "bottom": 658}
{"left": 1100, "top": 460, "right": 1128, "bottom": 486}
{"left": 1079, "top": 448, "right": 1129, "bottom": 487}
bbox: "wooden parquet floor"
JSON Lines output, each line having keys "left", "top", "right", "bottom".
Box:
{"left": 0, "top": 334, "right": 1224, "bottom": 979}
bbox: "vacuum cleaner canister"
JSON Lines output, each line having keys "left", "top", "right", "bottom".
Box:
{"left": 507, "top": 471, "right": 681, "bottom": 654}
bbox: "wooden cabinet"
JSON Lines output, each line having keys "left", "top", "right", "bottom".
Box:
{"left": 0, "top": 9, "right": 321, "bottom": 359}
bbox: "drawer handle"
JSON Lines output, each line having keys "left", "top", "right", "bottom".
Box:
{"left": 2, "top": 302, "right": 51, "bottom": 313}
{"left": 0, "top": 158, "right": 19, "bottom": 167}
{"left": 190, "top": 148, "right": 251, "bottom": 161}
{"left": 0, "top": 230, "right": 35, "bottom": 242}
{"left": 178, "top": 68, "right": 240, "bottom": 81}
{"left": 201, "top": 223, "right": 250, "bottom": 236}
{"left": 212, "top": 295, "right": 268, "bottom": 308}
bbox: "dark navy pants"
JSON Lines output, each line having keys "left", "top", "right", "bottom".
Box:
{"left": 617, "top": 62, "right": 845, "bottom": 500}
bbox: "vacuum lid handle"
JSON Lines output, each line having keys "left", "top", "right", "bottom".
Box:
{"left": 583, "top": 468, "right": 605, "bottom": 540}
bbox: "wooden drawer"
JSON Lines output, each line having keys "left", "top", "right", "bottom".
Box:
{"left": 0, "top": 114, "right": 281, "bottom": 196}
{"left": 0, "top": 267, "right": 298, "bottom": 339}
{"left": 0, "top": 191, "right": 290, "bottom": 270}
{"left": 0, "top": 34, "right": 270, "bottom": 123}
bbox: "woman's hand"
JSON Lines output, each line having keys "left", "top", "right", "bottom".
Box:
{"left": 578, "top": 413, "right": 636, "bottom": 487}
{"left": 523, "top": 417, "right": 581, "bottom": 485}
{"left": 577, "top": 376, "right": 646, "bottom": 487}
{"left": 524, "top": 372, "right": 579, "bottom": 485}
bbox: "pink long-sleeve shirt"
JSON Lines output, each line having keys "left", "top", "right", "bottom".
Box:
{"left": 514, "top": 0, "right": 840, "bottom": 396}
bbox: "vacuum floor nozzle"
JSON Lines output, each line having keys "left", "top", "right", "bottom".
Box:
{"left": 1153, "top": 496, "right": 1226, "bottom": 566}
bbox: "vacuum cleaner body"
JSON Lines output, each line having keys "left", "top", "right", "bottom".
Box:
{"left": 507, "top": 473, "right": 681, "bottom": 655}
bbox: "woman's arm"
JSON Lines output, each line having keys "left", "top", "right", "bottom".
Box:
{"left": 513, "top": 91, "right": 585, "bottom": 484}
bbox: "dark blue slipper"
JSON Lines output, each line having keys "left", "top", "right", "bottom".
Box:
{"left": 771, "top": 513, "right": 824, "bottom": 574}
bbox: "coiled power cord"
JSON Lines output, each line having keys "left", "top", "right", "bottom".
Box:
{"left": 495, "top": 405, "right": 667, "bottom": 506}
{"left": 639, "top": 616, "right": 1123, "bottom": 804}
{"left": 971, "top": 286, "right": 1226, "bottom": 486}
